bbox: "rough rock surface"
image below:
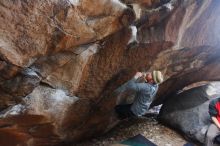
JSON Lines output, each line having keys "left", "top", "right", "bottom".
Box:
{"left": 1, "top": 0, "right": 220, "bottom": 145}
{"left": 0, "top": 0, "right": 134, "bottom": 67}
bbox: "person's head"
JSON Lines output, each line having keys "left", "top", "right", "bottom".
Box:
{"left": 145, "top": 70, "right": 164, "bottom": 84}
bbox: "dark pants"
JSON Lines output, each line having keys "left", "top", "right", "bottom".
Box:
{"left": 115, "top": 104, "right": 136, "bottom": 120}
{"left": 206, "top": 123, "right": 220, "bottom": 146}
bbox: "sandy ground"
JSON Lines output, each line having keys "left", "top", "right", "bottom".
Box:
{"left": 75, "top": 116, "right": 196, "bottom": 146}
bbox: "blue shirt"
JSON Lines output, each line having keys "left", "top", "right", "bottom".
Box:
{"left": 126, "top": 78, "right": 158, "bottom": 116}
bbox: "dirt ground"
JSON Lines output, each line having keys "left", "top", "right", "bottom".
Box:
{"left": 75, "top": 116, "right": 197, "bottom": 146}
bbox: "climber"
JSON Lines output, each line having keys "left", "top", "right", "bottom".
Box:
{"left": 206, "top": 97, "right": 220, "bottom": 146}
{"left": 114, "top": 70, "right": 164, "bottom": 120}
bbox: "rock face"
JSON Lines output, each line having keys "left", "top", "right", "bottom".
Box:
{"left": 0, "top": 0, "right": 133, "bottom": 67}
{"left": 159, "top": 83, "right": 220, "bottom": 143}
{"left": 1, "top": 0, "right": 220, "bottom": 145}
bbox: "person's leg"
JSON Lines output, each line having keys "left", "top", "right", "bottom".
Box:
{"left": 115, "top": 104, "right": 135, "bottom": 120}
{"left": 206, "top": 123, "right": 220, "bottom": 146}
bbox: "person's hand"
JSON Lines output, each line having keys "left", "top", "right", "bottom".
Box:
{"left": 134, "top": 72, "right": 143, "bottom": 79}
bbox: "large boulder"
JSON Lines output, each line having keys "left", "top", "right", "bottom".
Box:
{"left": 1, "top": 0, "right": 220, "bottom": 145}
{"left": 0, "top": 0, "right": 134, "bottom": 67}
{"left": 159, "top": 83, "right": 220, "bottom": 143}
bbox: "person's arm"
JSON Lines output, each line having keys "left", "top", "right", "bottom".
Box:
{"left": 114, "top": 72, "right": 145, "bottom": 94}
{"left": 209, "top": 99, "right": 219, "bottom": 128}
{"left": 126, "top": 72, "right": 147, "bottom": 91}
{"left": 211, "top": 116, "right": 220, "bottom": 129}
{"left": 133, "top": 72, "right": 144, "bottom": 80}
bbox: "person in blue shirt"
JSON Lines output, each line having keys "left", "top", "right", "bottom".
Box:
{"left": 115, "top": 70, "right": 164, "bottom": 119}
